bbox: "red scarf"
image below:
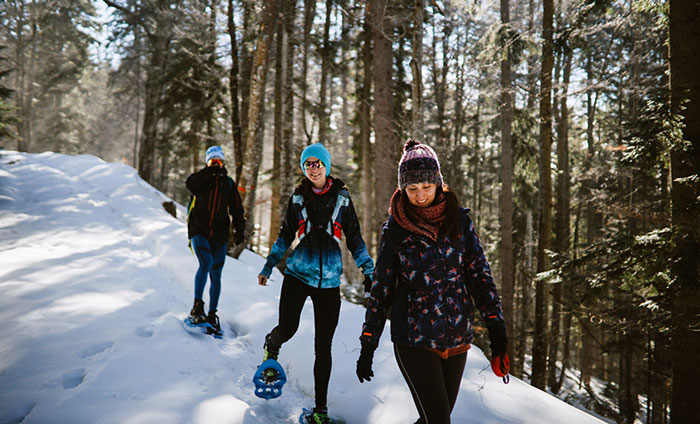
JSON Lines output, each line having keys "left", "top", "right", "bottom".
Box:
{"left": 312, "top": 177, "right": 333, "bottom": 195}
{"left": 389, "top": 189, "right": 446, "bottom": 241}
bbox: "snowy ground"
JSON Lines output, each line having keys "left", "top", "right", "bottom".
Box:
{"left": 0, "top": 151, "right": 609, "bottom": 424}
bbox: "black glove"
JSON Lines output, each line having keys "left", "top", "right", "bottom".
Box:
{"left": 356, "top": 344, "right": 375, "bottom": 383}
{"left": 487, "top": 322, "right": 510, "bottom": 382}
{"left": 487, "top": 322, "right": 508, "bottom": 358}
{"left": 363, "top": 275, "right": 372, "bottom": 293}
{"left": 234, "top": 230, "right": 245, "bottom": 245}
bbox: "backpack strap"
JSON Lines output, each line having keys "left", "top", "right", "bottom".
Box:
{"left": 187, "top": 195, "right": 196, "bottom": 254}
{"left": 327, "top": 189, "right": 349, "bottom": 243}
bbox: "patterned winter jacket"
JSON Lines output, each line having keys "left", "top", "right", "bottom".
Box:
{"left": 360, "top": 207, "right": 504, "bottom": 351}
{"left": 260, "top": 177, "right": 374, "bottom": 289}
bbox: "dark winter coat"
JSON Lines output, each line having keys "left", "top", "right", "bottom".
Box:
{"left": 260, "top": 177, "right": 374, "bottom": 289}
{"left": 360, "top": 208, "right": 504, "bottom": 351}
{"left": 186, "top": 165, "right": 245, "bottom": 244}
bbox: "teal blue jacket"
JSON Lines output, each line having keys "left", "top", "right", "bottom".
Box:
{"left": 260, "top": 178, "right": 374, "bottom": 289}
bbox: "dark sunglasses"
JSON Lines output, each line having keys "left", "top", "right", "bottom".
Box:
{"left": 303, "top": 160, "right": 324, "bottom": 170}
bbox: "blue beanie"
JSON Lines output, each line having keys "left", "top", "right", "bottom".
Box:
{"left": 205, "top": 145, "right": 225, "bottom": 163}
{"left": 300, "top": 143, "right": 331, "bottom": 176}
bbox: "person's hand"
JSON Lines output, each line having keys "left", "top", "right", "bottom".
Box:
{"left": 363, "top": 275, "right": 373, "bottom": 293}
{"left": 356, "top": 344, "right": 375, "bottom": 383}
{"left": 487, "top": 322, "right": 508, "bottom": 357}
{"left": 258, "top": 274, "right": 268, "bottom": 286}
{"left": 487, "top": 322, "right": 510, "bottom": 382}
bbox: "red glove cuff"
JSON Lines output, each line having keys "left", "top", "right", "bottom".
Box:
{"left": 491, "top": 353, "right": 510, "bottom": 383}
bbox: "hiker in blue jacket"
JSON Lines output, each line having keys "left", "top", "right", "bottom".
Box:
{"left": 186, "top": 145, "right": 245, "bottom": 334}
{"left": 356, "top": 140, "right": 509, "bottom": 424}
{"left": 258, "top": 143, "right": 374, "bottom": 424}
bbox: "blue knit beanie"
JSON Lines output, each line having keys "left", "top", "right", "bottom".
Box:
{"left": 205, "top": 145, "right": 225, "bottom": 163}
{"left": 300, "top": 143, "right": 331, "bottom": 176}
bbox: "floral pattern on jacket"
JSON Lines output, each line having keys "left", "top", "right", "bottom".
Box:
{"left": 360, "top": 207, "right": 504, "bottom": 350}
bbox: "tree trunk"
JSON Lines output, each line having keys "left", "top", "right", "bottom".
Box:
{"left": 300, "top": 0, "right": 316, "bottom": 143}
{"left": 549, "top": 39, "right": 572, "bottom": 395}
{"left": 531, "top": 0, "right": 554, "bottom": 390}
{"left": 499, "top": 0, "right": 515, "bottom": 365}
{"left": 233, "top": 0, "right": 279, "bottom": 257}
{"left": 318, "top": 0, "right": 332, "bottom": 142}
{"left": 227, "top": 0, "right": 243, "bottom": 179}
{"left": 471, "top": 97, "right": 482, "bottom": 229}
{"left": 669, "top": 0, "right": 700, "bottom": 421}
{"left": 270, "top": 0, "right": 284, "bottom": 250}
{"left": 371, "top": 0, "right": 396, "bottom": 246}
{"left": 237, "top": 0, "right": 256, "bottom": 180}
{"left": 360, "top": 1, "right": 374, "bottom": 254}
{"left": 138, "top": 51, "right": 163, "bottom": 186}
{"left": 13, "top": 0, "right": 30, "bottom": 152}
{"left": 282, "top": 0, "right": 296, "bottom": 197}
{"left": 410, "top": 0, "right": 423, "bottom": 139}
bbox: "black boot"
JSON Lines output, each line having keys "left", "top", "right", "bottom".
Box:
{"left": 263, "top": 333, "right": 279, "bottom": 361}
{"left": 207, "top": 310, "right": 221, "bottom": 332}
{"left": 189, "top": 299, "right": 207, "bottom": 324}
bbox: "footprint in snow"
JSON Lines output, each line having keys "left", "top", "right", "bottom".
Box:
{"left": 62, "top": 368, "right": 86, "bottom": 389}
{"left": 76, "top": 341, "right": 114, "bottom": 358}
{"left": 145, "top": 309, "right": 168, "bottom": 318}
{"left": 136, "top": 326, "right": 154, "bottom": 337}
{"left": 227, "top": 321, "right": 240, "bottom": 338}
{"left": 0, "top": 401, "right": 36, "bottom": 424}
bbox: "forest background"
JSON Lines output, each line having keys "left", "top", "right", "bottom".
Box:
{"left": 1, "top": 0, "right": 699, "bottom": 423}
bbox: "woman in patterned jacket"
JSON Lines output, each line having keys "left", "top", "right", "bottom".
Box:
{"left": 356, "top": 140, "right": 509, "bottom": 424}
{"left": 258, "top": 142, "right": 374, "bottom": 424}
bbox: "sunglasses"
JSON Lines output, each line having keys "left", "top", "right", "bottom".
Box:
{"left": 303, "top": 160, "right": 324, "bottom": 170}
{"left": 208, "top": 158, "right": 224, "bottom": 167}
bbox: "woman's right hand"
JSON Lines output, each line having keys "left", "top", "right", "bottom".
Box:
{"left": 258, "top": 274, "right": 268, "bottom": 286}
{"left": 356, "top": 344, "right": 375, "bottom": 383}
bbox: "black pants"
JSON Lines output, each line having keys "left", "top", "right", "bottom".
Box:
{"left": 394, "top": 344, "right": 468, "bottom": 424}
{"left": 266, "top": 275, "right": 341, "bottom": 409}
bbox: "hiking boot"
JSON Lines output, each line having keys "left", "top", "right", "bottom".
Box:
{"left": 207, "top": 311, "right": 221, "bottom": 332}
{"left": 189, "top": 299, "right": 207, "bottom": 324}
{"left": 307, "top": 407, "right": 331, "bottom": 424}
{"left": 263, "top": 333, "right": 279, "bottom": 361}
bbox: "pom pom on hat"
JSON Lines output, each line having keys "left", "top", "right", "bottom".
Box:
{"left": 205, "top": 145, "right": 225, "bottom": 163}
{"left": 397, "top": 139, "right": 443, "bottom": 190}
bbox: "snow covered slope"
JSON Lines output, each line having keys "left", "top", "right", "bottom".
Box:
{"left": 0, "top": 151, "right": 607, "bottom": 423}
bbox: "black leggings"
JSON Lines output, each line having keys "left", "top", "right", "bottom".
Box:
{"left": 266, "top": 275, "right": 341, "bottom": 409}
{"left": 394, "top": 344, "right": 468, "bottom": 424}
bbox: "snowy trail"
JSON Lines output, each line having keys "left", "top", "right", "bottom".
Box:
{"left": 0, "top": 151, "right": 609, "bottom": 424}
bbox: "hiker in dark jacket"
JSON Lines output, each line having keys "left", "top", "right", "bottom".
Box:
{"left": 356, "top": 140, "right": 509, "bottom": 424}
{"left": 186, "top": 145, "right": 246, "bottom": 333}
{"left": 258, "top": 143, "right": 374, "bottom": 424}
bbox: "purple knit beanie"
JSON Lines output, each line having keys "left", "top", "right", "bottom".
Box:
{"left": 397, "top": 139, "right": 444, "bottom": 190}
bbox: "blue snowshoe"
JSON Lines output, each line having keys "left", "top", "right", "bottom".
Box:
{"left": 183, "top": 300, "right": 223, "bottom": 339}
{"left": 253, "top": 358, "right": 286, "bottom": 399}
{"left": 183, "top": 317, "right": 222, "bottom": 339}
